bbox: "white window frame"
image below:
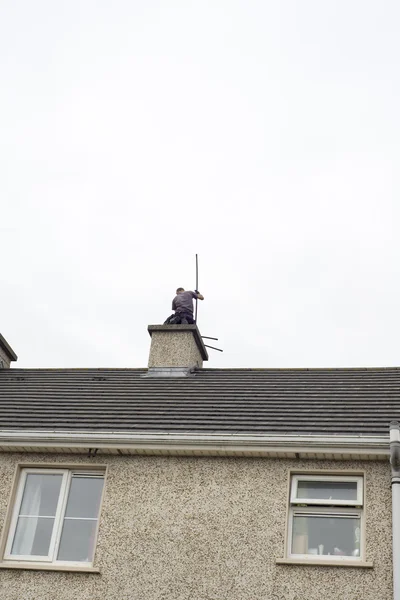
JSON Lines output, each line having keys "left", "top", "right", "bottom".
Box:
{"left": 287, "top": 474, "right": 364, "bottom": 562}
{"left": 4, "top": 468, "right": 105, "bottom": 568}
{"left": 290, "top": 474, "right": 363, "bottom": 506}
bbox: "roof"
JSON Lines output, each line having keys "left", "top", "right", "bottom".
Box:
{"left": 0, "top": 334, "right": 17, "bottom": 362}
{"left": 0, "top": 367, "right": 398, "bottom": 436}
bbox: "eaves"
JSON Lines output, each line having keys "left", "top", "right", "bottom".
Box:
{"left": 0, "top": 430, "right": 390, "bottom": 461}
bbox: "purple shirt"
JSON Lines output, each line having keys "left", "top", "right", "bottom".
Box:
{"left": 172, "top": 291, "right": 198, "bottom": 315}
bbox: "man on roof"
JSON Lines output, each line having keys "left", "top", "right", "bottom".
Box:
{"left": 168, "top": 287, "right": 204, "bottom": 325}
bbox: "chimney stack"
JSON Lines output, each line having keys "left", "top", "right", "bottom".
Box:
{"left": 0, "top": 334, "right": 18, "bottom": 369}
{"left": 147, "top": 325, "right": 208, "bottom": 370}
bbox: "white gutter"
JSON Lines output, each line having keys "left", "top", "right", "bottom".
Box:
{"left": 0, "top": 430, "right": 389, "bottom": 456}
{"left": 390, "top": 421, "right": 400, "bottom": 600}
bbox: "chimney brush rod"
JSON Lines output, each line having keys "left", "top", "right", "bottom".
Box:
{"left": 204, "top": 344, "right": 223, "bottom": 352}
{"left": 202, "top": 336, "right": 218, "bottom": 341}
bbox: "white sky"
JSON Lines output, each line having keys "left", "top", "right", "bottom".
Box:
{"left": 1, "top": 1, "right": 400, "bottom": 368}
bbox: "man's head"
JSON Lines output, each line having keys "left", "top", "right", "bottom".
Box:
{"left": 176, "top": 287, "right": 185, "bottom": 294}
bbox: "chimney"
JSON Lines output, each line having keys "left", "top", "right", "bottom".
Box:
{"left": 0, "top": 333, "right": 18, "bottom": 369}
{"left": 147, "top": 324, "right": 208, "bottom": 370}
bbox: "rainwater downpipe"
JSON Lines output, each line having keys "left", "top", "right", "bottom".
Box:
{"left": 390, "top": 421, "right": 400, "bottom": 600}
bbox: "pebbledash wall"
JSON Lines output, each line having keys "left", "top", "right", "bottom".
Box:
{"left": 0, "top": 452, "right": 393, "bottom": 600}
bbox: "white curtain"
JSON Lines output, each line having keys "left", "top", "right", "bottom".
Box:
{"left": 12, "top": 476, "right": 42, "bottom": 556}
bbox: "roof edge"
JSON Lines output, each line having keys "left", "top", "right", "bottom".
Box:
{"left": 0, "top": 430, "right": 389, "bottom": 458}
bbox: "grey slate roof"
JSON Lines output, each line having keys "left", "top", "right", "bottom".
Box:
{"left": 0, "top": 367, "right": 398, "bottom": 436}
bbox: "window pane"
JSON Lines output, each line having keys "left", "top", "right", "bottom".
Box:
{"left": 292, "top": 514, "right": 361, "bottom": 557}
{"left": 57, "top": 519, "right": 98, "bottom": 562}
{"left": 296, "top": 481, "right": 358, "bottom": 501}
{"left": 65, "top": 476, "right": 104, "bottom": 518}
{"left": 11, "top": 516, "right": 54, "bottom": 556}
{"left": 20, "top": 474, "right": 63, "bottom": 516}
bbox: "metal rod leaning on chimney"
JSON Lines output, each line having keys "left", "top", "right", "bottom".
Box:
{"left": 204, "top": 344, "right": 223, "bottom": 352}
{"left": 195, "top": 253, "right": 199, "bottom": 324}
{"left": 202, "top": 336, "right": 218, "bottom": 341}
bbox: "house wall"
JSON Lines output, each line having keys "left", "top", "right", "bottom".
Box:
{"left": 0, "top": 452, "right": 393, "bottom": 600}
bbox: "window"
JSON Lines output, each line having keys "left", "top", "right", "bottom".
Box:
{"left": 288, "top": 474, "right": 364, "bottom": 561}
{"left": 4, "top": 468, "right": 105, "bottom": 567}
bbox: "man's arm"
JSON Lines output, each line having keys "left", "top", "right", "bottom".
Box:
{"left": 172, "top": 298, "right": 177, "bottom": 310}
{"left": 193, "top": 290, "right": 204, "bottom": 301}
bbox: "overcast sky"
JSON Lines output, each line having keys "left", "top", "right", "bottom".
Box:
{"left": 1, "top": 1, "right": 400, "bottom": 369}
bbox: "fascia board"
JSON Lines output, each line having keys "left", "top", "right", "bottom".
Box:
{"left": 0, "top": 430, "right": 389, "bottom": 457}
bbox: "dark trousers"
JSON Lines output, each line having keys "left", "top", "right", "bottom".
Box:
{"left": 176, "top": 310, "right": 195, "bottom": 325}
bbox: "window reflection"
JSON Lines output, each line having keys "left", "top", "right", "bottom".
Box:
{"left": 297, "top": 481, "right": 357, "bottom": 501}
{"left": 292, "top": 514, "right": 361, "bottom": 557}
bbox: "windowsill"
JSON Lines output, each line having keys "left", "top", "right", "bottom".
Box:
{"left": 0, "top": 562, "right": 100, "bottom": 573}
{"left": 276, "top": 558, "right": 373, "bottom": 568}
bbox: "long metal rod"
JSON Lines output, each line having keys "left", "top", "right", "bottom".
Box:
{"left": 204, "top": 344, "right": 223, "bottom": 352}
{"left": 195, "top": 253, "right": 199, "bottom": 324}
{"left": 202, "top": 336, "right": 218, "bottom": 341}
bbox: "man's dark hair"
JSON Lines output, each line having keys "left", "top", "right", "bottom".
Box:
{"left": 176, "top": 287, "right": 185, "bottom": 293}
